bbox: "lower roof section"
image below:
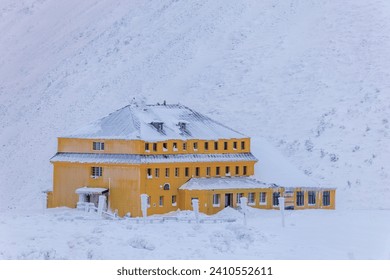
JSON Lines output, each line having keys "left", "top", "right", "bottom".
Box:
{"left": 50, "top": 152, "right": 258, "bottom": 164}
{"left": 180, "top": 177, "right": 268, "bottom": 191}
{"left": 179, "top": 177, "right": 336, "bottom": 191}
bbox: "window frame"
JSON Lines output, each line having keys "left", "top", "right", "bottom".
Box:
{"left": 308, "top": 191, "right": 316, "bottom": 205}
{"left": 323, "top": 191, "right": 331, "bottom": 206}
{"left": 248, "top": 192, "right": 255, "bottom": 205}
{"left": 165, "top": 168, "right": 170, "bottom": 178}
{"left": 93, "top": 142, "right": 105, "bottom": 151}
{"left": 259, "top": 192, "right": 267, "bottom": 205}
{"left": 212, "top": 194, "right": 220, "bottom": 207}
{"left": 273, "top": 192, "right": 280, "bottom": 206}
{"left": 296, "top": 191, "right": 305, "bottom": 206}
{"left": 224, "top": 141, "right": 228, "bottom": 150}
{"left": 159, "top": 196, "right": 164, "bottom": 207}
{"left": 91, "top": 166, "right": 103, "bottom": 177}
{"left": 172, "top": 195, "right": 177, "bottom": 206}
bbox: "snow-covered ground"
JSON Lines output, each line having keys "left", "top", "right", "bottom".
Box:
{"left": 1, "top": 207, "right": 389, "bottom": 260}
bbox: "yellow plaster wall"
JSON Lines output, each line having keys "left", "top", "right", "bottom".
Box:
{"left": 178, "top": 188, "right": 274, "bottom": 215}
{"left": 52, "top": 162, "right": 141, "bottom": 217}
{"left": 57, "top": 138, "right": 251, "bottom": 155}
{"left": 58, "top": 138, "right": 143, "bottom": 154}
{"left": 139, "top": 160, "right": 256, "bottom": 216}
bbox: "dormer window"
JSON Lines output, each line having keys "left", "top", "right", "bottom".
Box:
{"left": 178, "top": 122, "right": 186, "bottom": 130}
{"left": 151, "top": 122, "right": 164, "bottom": 132}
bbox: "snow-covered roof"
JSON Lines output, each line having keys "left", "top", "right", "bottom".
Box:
{"left": 75, "top": 187, "right": 108, "bottom": 194}
{"left": 64, "top": 103, "right": 246, "bottom": 141}
{"left": 180, "top": 177, "right": 269, "bottom": 191}
{"left": 50, "top": 152, "right": 258, "bottom": 164}
{"left": 180, "top": 177, "right": 335, "bottom": 191}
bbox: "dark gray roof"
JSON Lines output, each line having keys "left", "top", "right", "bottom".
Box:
{"left": 64, "top": 103, "right": 246, "bottom": 141}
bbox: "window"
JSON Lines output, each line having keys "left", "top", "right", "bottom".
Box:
{"left": 93, "top": 142, "right": 104, "bottom": 151}
{"left": 195, "top": 167, "right": 200, "bottom": 177}
{"left": 206, "top": 167, "right": 211, "bottom": 177}
{"left": 144, "top": 143, "right": 149, "bottom": 152}
{"left": 323, "top": 191, "right": 331, "bottom": 206}
{"left": 233, "top": 141, "right": 237, "bottom": 150}
{"left": 248, "top": 193, "right": 255, "bottom": 204}
{"left": 241, "top": 141, "right": 245, "bottom": 150}
{"left": 172, "top": 195, "right": 177, "bottom": 206}
{"left": 214, "top": 141, "right": 218, "bottom": 150}
{"left": 155, "top": 168, "right": 159, "bottom": 178}
{"left": 159, "top": 196, "right": 164, "bottom": 207}
{"left": 273, "top": 192, "right": 280, "bottom": 206}
{"left": 175, "top": 167, "right": 179, "bottom": 177}
{"left": 163, "top": 183, "right": 170, "bottom": 190}
{"left": 225, "top": 166, "right": 230, "bottom": 176}
{"left": 243, "top": 166, "right": 247, "bottom": 175}
{"left": 147, "top": 168, "right": 152, "bottom": 178}
{"left": 91, "top": 167, "right": 103, "bottom": 177}
{"left": 165, "top": 168, "right": 170, "bottom": 178}
{"left": 147, "top": 196, "right": 151, "bottom": 207}
{"left": 151, "top": 122, "right": 164, "bottom": 131}
{"left": 308, "top": 191, "right": 316, "bottom": 205}
{"left": 173, "top": 142, "right": 178, "bottom": 151}
{"left": 185, "top": 167, "right": 189, "bottom": 177}
{"left": 212, "top": 194, "right": 220, "bottom": 206}
{"left": 162, "top": 142, "right": 168, "bottom": 151}
{"left": 153, "top": 143, "right": 157, "bottom": 152}
{"left": 296, "top": 191, "right": 304, "bottom": 206}
{"left": 236, "top": 193, "right": 244, "bottom": 205}
{"left": 193, "top": 142, "right": 198, "bottom": 151}
{"left": 259, "top": 192, "right": 267, "bottom": 204}
{"left": 216, "top": 166, "right": 220, "bottom": 176}
{"left": 224, "top": 141, "right": 228, "bottom": 150}
{"left": 183, "top": 142, "right": 187, "bottom": 151}
{"left": 204, "top": 142, "right": 209, "bottom": 150}
{"left": 235, "top": 166, "right": 239, "bottom": 175}
{"left": 178, "top": 122, "right": 187, "bottom": 131}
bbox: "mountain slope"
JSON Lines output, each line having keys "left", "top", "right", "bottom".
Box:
{"left": 0, "top": 0, "right": 389, "bottom": 210}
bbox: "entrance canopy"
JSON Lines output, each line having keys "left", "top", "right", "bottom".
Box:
{"left": 75, "top": 187, "right": 108, "bottom": 195}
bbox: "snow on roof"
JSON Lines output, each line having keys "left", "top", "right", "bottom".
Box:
{"left": 179, "top": 177, "right": 269, "bottom": 191}
{"left": 64, "top": 103, "right": 246, "bottom": 141}
{"left": 50, "top": 152, "right": 258, "bottom": 164}
{"left": 75, "top": 187, "right": 108, "bottom": 194}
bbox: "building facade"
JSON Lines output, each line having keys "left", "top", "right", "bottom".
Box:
{"left": 49, "top": 103, "right": 335, "bottom": 216}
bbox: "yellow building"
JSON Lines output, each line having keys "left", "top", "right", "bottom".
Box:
{"left": 49, "top": 103, "right": 335, "bottom": 217}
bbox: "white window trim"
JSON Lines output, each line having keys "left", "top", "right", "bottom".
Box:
{"left": 259, "top": 193, "right": 267, "bottom": 205}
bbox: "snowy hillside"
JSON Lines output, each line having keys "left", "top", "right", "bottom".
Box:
{"left": 0, "top": 0, "right": 389, "bottom": 211}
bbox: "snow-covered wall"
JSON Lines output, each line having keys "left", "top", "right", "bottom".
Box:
{"left": 0, "top": 0, "right": 389, "bottom": 210}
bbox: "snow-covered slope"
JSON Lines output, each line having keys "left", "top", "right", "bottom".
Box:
{"left": 1, "top": 0, "right": 389, "bottom": 210}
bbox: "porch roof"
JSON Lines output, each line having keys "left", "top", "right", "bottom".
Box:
{"left": 75, "top": 187, "right": 108, "bottom": 195}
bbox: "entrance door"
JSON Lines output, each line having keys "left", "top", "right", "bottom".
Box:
{"left": 225, "top": 193, "right": 233, "bottom": 207}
